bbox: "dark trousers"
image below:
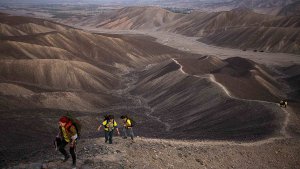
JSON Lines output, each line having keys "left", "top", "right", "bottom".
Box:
{"left": 104, "top": 130, "right": 114, "bottom": 144}
{"left": 59, "top": 139, "right": 76, "bottom": 165}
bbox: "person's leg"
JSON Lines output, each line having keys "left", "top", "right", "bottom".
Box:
{"left": 59, "top": 140, "right": 69, "bottom": 161}
{"left": 104, "top": 131, "right": 109, "bottom": 143}
{"left": 108, "top": 130, "right": 114, "bottom": 144}
{"left": 122, "top": 127, "right": 128, "bottom": 138}
{"left": 69, "top": 143, "right": 76, "bottom": 166}
{"left": 129, "top": 128, "right": 134, "bottom": 140}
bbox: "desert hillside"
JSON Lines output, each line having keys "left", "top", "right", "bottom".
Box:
{"left": 0, "top": 11, "right": 299, "bottom": 169}
{"left": 61, "top": 6, "right": 300, "bottom": 54}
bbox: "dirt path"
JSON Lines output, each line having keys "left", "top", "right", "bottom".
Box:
{"left": 171, "top": 58, "right": 292, "bottom": 142}
{"left": 108, "top": 71, "right": 171, "bottom": 132}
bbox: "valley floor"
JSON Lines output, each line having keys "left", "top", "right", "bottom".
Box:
{"left": 77, "top": 27, "right": 300, "bottom": 67}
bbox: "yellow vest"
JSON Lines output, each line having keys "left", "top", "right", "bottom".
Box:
{"left": 103, "top": 120, "right": 118, "bottom": 131}
{"left": 61, "top": 127, "right": 70, "bottom": 142}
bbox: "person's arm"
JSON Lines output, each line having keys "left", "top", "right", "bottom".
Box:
{"left": 69, "top": 126, "right": 78, "bottom": 147}
{"left": 57, "top": 127, "right": 61, "bottom": 138}
{"left": 114, "top": 121, "right": 120, "bottom": 135}
{"left": 116, "top": 127, "right": 120, "bottom": 135}
{"left": 97, "top": 124, "right": 102, "bottom": 131}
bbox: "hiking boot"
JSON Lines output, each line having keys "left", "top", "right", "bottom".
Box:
{"left": 123, "top": 136, "right": 127, "bottom": 139}
{"left": 72, "top": 163, "right": 76, "bottom": 169}
{"left": 62, "top": 155, "right": 70, "bottom": 162}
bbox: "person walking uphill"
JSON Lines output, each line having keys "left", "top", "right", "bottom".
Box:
{"left": 120, "top": 115, "right": 135, "bottom": 140}
{"left": 97, "top": 115, "right": 120, "bottom": 144}
{"left": 57, "top": 116, "right": 78, "bottom": 169}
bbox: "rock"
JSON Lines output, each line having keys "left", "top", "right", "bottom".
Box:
{"left": 178, "top": 153, "right": 183, "bottom": 158}
{"left": 84, "top": 159, "right": 94, "bottom": 165}
{"left": 28, "top": 162, "right": 43, "bottom": 169}
{"left": 195, "top": 159, "right": 204, "bottom": 165}
{"left": 41, "top": 163, "right": 48, "bottom": 169}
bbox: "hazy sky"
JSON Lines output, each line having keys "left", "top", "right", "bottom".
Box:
{"left": 0, "top": 0, "right": 221, "bottom": 4}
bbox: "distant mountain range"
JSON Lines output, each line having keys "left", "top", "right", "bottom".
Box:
{"left": 61, "top": 6, "right": 300, "bottom": 54}
{"left": 0, "top": 0, "right": 296, "bottom": 8}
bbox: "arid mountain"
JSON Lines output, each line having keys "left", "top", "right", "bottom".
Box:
{"left": 277, "top": 1, "right": 300, "bottom": 16}
{"left": 0, "top": 11, "right": 298, "bottom": 169}
{"left": 176, "top": 56, "right": 284, "bottom": 101}
{"left": 0, "top": 23, "right": 26, "bottom": 36}
{"left": 200, "top": 26, "right": 300, "bottom": 53}
{"left": 131, "top": 58, "right": 284, "bottom": 140}
{"left": 64, "top": 6, "right": 183, "bottom": 30}
{"left": 63, "top": 6, "right": 300, "bottom": 54}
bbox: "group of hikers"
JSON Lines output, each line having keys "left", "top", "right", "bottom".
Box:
{"left": 55, "top": 114, "right": 135, "bottom": 169}
{"left": 54, "top": 99, "right": 289, "bottom": 169}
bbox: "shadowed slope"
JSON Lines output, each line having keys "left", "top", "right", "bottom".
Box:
{"left": 200, "top": 26, "right": 300, "bottom": 53}
{"left": 0, "top": 23, "right": 26, "bottom": 36}
{"left": 131, "top": 59, "right": 285, "bottom": 140}
{"left": 0, "top": 59, "right": 118, "bottom": 91}
{"left": 177, "top": 56, "right": 284, "bottom": 101}
{"left": 0, "top": 41, "right": 77, "bottom": 59}
{"left": 15, "top": 23, "right": 55, "bottom": 34}
{"left": 97, "top": 6, "right": 182, "bottom": 30}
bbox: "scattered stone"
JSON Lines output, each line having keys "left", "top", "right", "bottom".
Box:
{"left": 28, "top": 162, "right": 43, "bottom": 169}
{"left": 84, "top": 159, "right": 94, "bottom": 165}
{"left": 178, "top": 153, "right": 183, "bottom": 158}
{"left": 196, "top": 159, "right": 204, "bottom": 165}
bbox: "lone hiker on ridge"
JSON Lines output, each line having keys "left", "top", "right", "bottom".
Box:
{"left": 120, "top": 115, "right": 135, "bottom": 140}
{"left": 280, "top": 100, "right": 288, "bottom": 108}
{"left": 97, "top": 115, "right": 120, "bottom": 144}
{"left": 57, "top": 116, "right": 78, "bottom": 169}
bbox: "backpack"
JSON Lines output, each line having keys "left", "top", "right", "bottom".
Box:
{"left": 128, "top": 118, "right": 136, "bottom": 127}
{"left": 65, "top": 115, "right": 82, "bottom": 139}
{"left": 105, "top": 119, "right": 115, "bottom": 131}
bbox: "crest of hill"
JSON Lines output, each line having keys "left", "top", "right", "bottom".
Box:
{"left": 277, "top": 1, "right": 300, "bottom": 16}
{"left": 177, "top": 56, "right": 283, "bottom": 101}
{"left": 0, "top": 83, "right": 34, "bottom": 96}
{"left": 132, "top": 59, "right": 284, "bottom": 140}
{"left": 0, "top": 41, "right": 76, "bottom": 59}
{"left": 0, "top": 23, "right": 26, "bottom": 36}
{"left": 15, "top": 23, "right": 55, "bottom": 34}
{"left": 0, "top": 12, "right": 70, "bottom": 31}
{"left": 97, "top": 6, "right": 184, "bottom": 30}
{"left": 0, "top": 59, "right": 119, "bottom": 92}
{"left": 200, "top": 26, "right": 300, "bottom": 54}
{"left": 165, "top": 7, "right": 278, "bottom": 36}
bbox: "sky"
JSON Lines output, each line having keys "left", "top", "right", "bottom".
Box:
{"left": 0, "top": 0, "right": 223, "bottom": 4}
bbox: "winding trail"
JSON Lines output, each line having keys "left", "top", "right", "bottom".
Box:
{"left": 171, "top": 58, "right": 292, "bottom": 141}
{"left": 109, "top": 70, "right": 172, "bottom": 132}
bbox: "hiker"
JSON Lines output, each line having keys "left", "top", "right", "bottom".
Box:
{"left": 97, "top": 115, "right": 120, "bottom": 144}
{"left": 120, "top": 115, "right": 135, "bottom": 140}
{"left": 57, "top": 116, "right": 78, "bottom": 168}
{"left": 280, "top": 100, "right": 288, "bottom": 108}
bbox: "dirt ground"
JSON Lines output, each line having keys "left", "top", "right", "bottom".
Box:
{"left": 9, "top": 136, "right": 300, "bottom": 169}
